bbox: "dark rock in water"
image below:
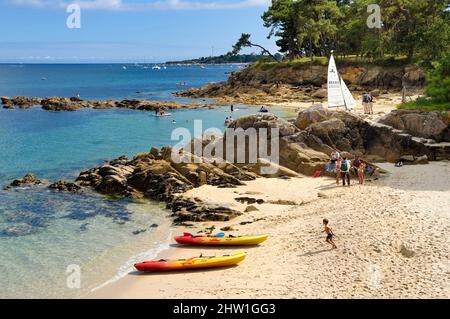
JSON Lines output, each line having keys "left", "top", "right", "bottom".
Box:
{"left": 6, "top": 173, "right": 43, "bottom": 189}
{"left": 41, "top": 97, "right": 79, "bottom": 111}
{"left": 0, "top": 224, "right": 37, "bottom": 237}
{"left": 49, "top": 181, "right": 82, "bottom": 192}
{"left": 132, "top": 229, "right": 147, "bottom": 235}
{"left": 79, "top": 223, "right": 89, "bottom": 231}
{"left": 149, "top": 224, "right": 159, "bottom": 228}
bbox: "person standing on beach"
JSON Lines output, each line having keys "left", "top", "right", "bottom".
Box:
{"left": 323, "top": 219, "right": 337, "bottom": 249}
{"left": 358, "top": 160, "right": 366, "bottom": 185}
{"left": 231, "top": 104, "right": 234, "bottom": 112}
{"left": 341, "top": 157, "right": 351, "bottom": 186}
{"left": 362, "top": 93, "right": 370, "bottom": 114}
{"left": 352, "top": 156, "right": 361, "bottom": 177}
{"left": 335, "top": 157, "right": 342, "bottom": 186}
{"left": 368, "top": 93, "right": 374, "bottom": 115}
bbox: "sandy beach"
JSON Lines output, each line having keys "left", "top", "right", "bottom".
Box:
{"left": 88, "top": 161, "right": 449, "bottom": 299}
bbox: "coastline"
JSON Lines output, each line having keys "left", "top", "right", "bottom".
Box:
{"left": 87, "top": 163, "right": 450, "bottom": 299}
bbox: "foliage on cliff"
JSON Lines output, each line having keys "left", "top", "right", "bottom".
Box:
{"left": 236, "top": 0, "right": 449, "bottom": 67}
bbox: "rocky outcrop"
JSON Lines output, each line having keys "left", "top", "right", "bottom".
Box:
{"left": 291, "top": 105, "right": 447, "bottom": 162}
{"left": 49, "top": 181, "right": 82, "bottom": 192}
{"left": 60, "top": 149, "right": 256, "bottom": 222}
{"left": 177, "top": 63, "right": 425, "bottom": 104}
{"left": 6, "top": 173, "right": 43, "bottom": 189}
{"left": 378, "top": 109, "right": 449, "bottom": 142}
{"left": 1, "top": 96, "right": 211, "bottom": 112}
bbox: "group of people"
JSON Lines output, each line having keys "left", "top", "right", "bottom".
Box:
{"left": 362, "top": 92, "right": 375, "bottom": 115}
{"left": 325, "top": 151, "right": 374, "bottom": 186}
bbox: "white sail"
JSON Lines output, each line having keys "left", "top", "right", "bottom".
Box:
{"left": 340, "top": 78, "right": 356, "bottom": 110}
{"left": 327, "top": 54, "right": 345, "bottom": 108}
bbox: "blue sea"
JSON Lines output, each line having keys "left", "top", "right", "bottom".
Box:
{"left": 0, "top": 64, "right": 293, "bottom": 298}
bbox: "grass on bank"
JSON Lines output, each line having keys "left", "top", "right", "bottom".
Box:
{"left": 399, "top": 98, "right": 450, "bottom": 111}
{"left": 251, "top": 55, "right": 410, "bottom": 71}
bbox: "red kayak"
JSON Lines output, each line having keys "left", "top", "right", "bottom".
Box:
{"left": 175, "top": 233, "right": 268, "bottom": 246}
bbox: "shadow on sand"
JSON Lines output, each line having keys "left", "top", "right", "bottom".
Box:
{"left": 298, "top": 249, "right": 333, "bottom": 257}
{"left": 128, "top": 264, "right": 239, "bottom": 276}
{"left": 169, "top": 243, "right": 263, "bottom": 251}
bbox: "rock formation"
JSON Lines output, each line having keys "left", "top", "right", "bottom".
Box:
{"left": 177, "top": 64, "right": 425, "bottom": 104}
{"left": 378, "top": 109, "right": 449, "bottom": 142}
{"left": 5, "top": 173, "right": 43, "bottom": 189}
{"left": 1, "top": 96, "right": 211, "bottom": 112}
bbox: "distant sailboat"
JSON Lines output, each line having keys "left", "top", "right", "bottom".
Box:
{"left": 327, "top": 52, "right": 356, "bottom": 110}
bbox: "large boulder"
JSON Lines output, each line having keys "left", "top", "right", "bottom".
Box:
{"left": 1, "top": 96, "right": 14, "bottom": 109}
{"left": 294, "top": 104, "right": 330, "bottom": 130}
{"left": 229, "top": 113, "right": 299, "bottom": 137}
{"left": 402, "top": 65, "right": 426, "bottom": 88}
{"left": 378, "top": 110, "right": 449, "bottom": 142}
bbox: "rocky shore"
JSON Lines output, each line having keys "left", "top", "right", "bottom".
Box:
{"left": 176, "top": 64, "right": 425, "bottom": 105}
{"left": 0, "top": 96, "right": 214, "bottom": 112}
{"left": 5, "top": 106, "right": 449, "bottom": 226}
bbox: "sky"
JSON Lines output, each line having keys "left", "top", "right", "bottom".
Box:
{"left": 0, "top": 0, "right": 278, "bottom": 63}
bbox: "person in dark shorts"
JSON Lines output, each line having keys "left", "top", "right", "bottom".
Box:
{"left": 323, "top": 219, "right": 337, "bottom": 249}
{"left": 341, "top": 157, "right": 351, "bottom": 186}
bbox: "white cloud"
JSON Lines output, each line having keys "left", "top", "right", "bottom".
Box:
{"left": 9, "top": 0, "right": 271, "bottom": 11}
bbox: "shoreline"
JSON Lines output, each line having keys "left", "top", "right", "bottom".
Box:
{"left": 87, "top": 162, "right": 450, "bottom": 299}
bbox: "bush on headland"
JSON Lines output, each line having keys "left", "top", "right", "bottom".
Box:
{"left": 400, "top": 53, "right": 450, "bottom": 111}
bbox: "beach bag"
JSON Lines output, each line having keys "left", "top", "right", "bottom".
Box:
{"left": 312, "top": 171, "right": 322, "bottom": 178}
{"left": 341, "top": 160, "right": 348, "bottom": 172}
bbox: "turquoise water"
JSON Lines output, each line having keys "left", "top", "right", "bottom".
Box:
{"left": 0, "top": 65, "right": 291, "bottom": 299}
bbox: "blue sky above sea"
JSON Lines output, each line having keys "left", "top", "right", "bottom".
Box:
{"left": 0, "top": 0, "right": 278, "bottom": 63}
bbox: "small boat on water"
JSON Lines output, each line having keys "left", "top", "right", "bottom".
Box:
{"left": 134, "top": 251, "right": 247, "bottom": 272}
{"left": 152, "top": 65, "right": 161, "bottom": 70}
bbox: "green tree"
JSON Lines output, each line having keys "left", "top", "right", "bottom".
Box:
{"left": 425, "top": 52, "right": 450, "bottom": 103}
{"left": 229, "top": 33, "right": 280, "bottom": 62}
{"left": 262, "top": 0, "right": 301, "bottom": 59}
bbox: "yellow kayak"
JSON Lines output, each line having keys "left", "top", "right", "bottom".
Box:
{"left": 176, "top": 233, "right": 269, "bottom": 246}
{"left": 135, "top": 251, "right": 247, "bottom": 272}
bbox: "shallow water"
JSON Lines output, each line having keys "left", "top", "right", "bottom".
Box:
{"left": 0, "top": 64, "right": 292, "bottom": 298}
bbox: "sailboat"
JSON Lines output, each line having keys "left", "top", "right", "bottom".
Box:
{"left": 327, "top": 51, "right": 356, "bottom": 110}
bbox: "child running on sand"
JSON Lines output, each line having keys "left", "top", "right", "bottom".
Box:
{"left": 323, "top": 219, "right": 337, "bottom": 249}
